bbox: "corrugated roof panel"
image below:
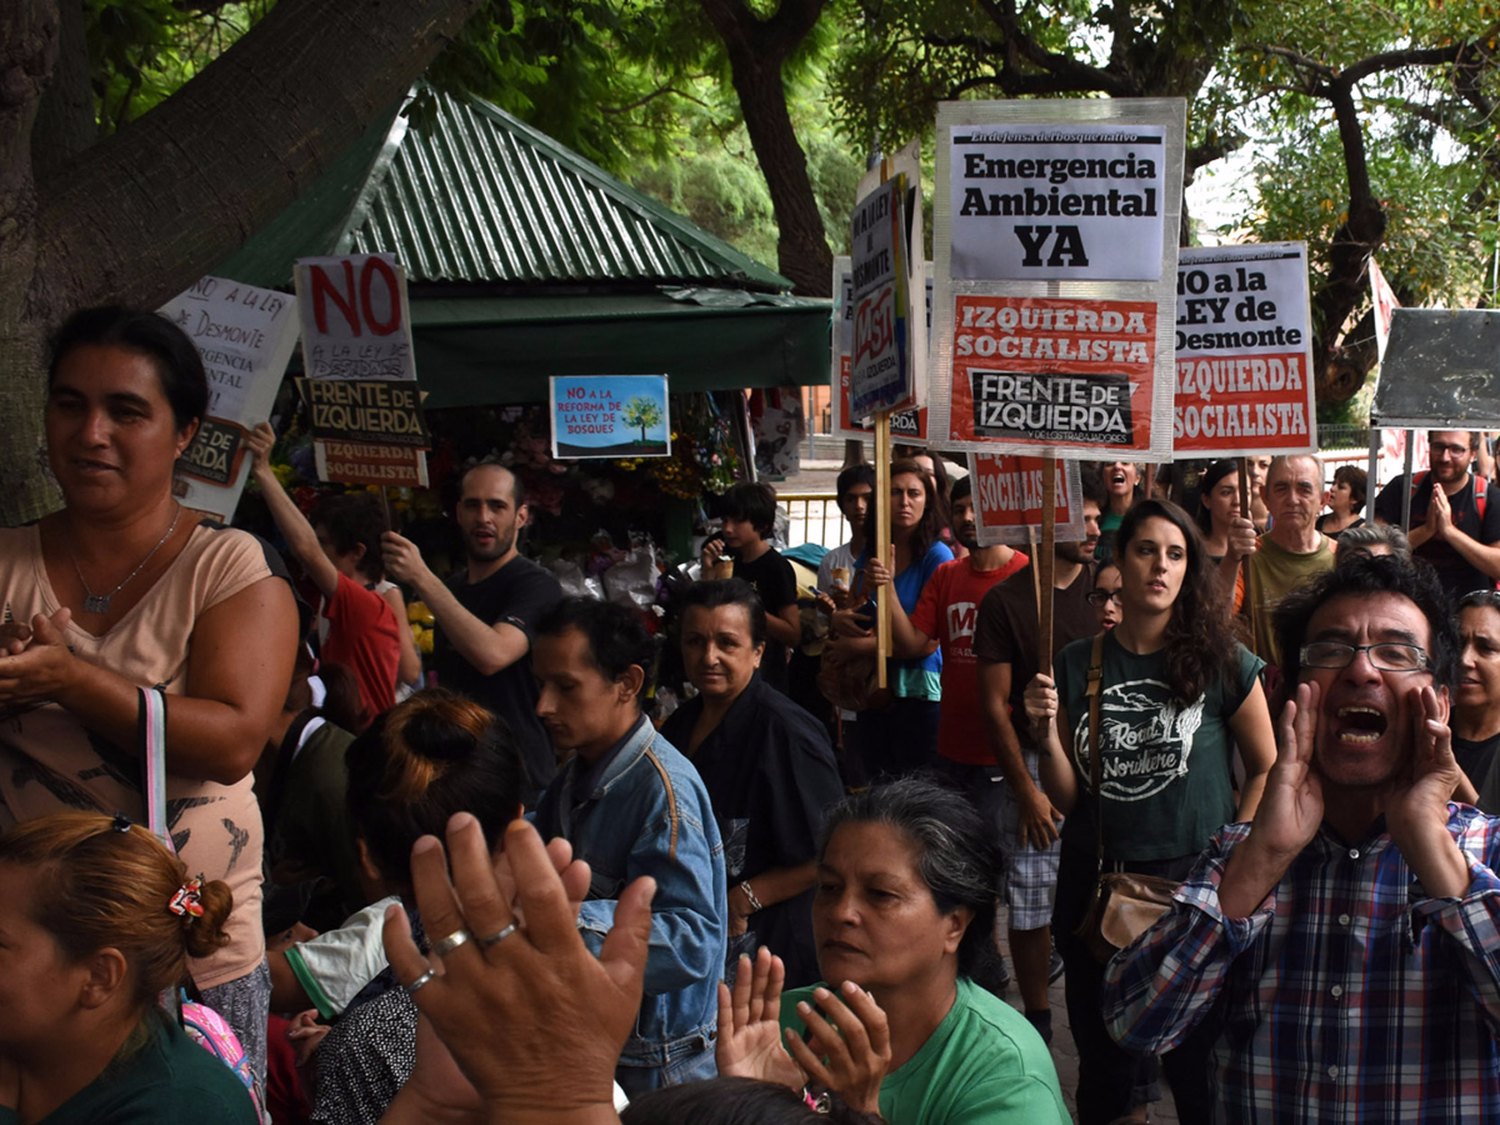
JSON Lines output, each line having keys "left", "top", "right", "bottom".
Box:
{"left": 340, "top": 87, "right": 790, "bottom": 291}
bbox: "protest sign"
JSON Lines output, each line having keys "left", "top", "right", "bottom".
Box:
{"left": 314, "top": 441, "right": 429, "bottom": 488}
{"left": 160, "top": 275, "right": 301, "bottom": 521}
{"left": 849, "top": 176, "right": 915, "bottom": 417}
{"left": 549, "top": 375, "right": 671, "bottom": 459}
{"left": 948, "top": 126, "right": 1169, "bottom": 282}
{"left": 294, "top": 253, "right": 416, "bottom": 382}
{"left": 831, "top": 255, "right": 930, "bottom": 442}
{"left": 299, "top": 378, "right": 432, "bottom": 447}
{"left": 930, "top": 99, "right": 1184, "bottom": 459}
{"left": 947, "top": 295, "right": 1158, "bottom": 449}
{"left": 1371, "top": 309, "right": 1500, "bottom": 429}
{"left": 1173, "top": 243, "right": 1317, "bottom": 458}
{"left": 968, "top": 453, "right": 1085, "bottom": 547}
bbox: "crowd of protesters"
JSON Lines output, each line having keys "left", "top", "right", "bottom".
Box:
{"left": 7, "top": 305, "right": 1500, "bottom": 1125}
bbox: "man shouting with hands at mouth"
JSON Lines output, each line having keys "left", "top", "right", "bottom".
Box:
{"left": 1103, "top": 554, "right": 1500, "bottom": 1124}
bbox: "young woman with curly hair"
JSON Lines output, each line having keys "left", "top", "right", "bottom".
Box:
{"left": 1023, "top": 499, "right": 1276, "bottom": 1125}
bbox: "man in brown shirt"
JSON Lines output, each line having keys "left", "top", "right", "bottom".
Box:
{"left": 973, "top": 472, "right": 1104, "bottom": 1043}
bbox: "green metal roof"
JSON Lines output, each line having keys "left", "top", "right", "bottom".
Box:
{"left": 217, "top": 86, "right": 792, "bottom": 293}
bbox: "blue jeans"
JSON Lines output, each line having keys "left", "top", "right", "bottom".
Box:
{"left": 614, "top": 1034, "right": 717, "bottom": 1097}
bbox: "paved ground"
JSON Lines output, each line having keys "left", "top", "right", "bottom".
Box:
{"left": 994, "top": 905, "right": 1179, "bottom": 1124}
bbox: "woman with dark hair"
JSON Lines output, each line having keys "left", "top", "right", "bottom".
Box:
{"left": 1193, "top": 459, "right": 1242, "bottom": 563}
{"left": 828, "top": 459, "right": 953, "bottom": 776}
{"left": 305, "top": 689, "right": 526, "bottom": 1125}
{"left": 1453, "top": 590, "right": 1500, "bottom": 809}
{"left": 663, "top": 579, "right": 842, "bottom": 985}
{"left": 717, "top": 775, "right": 1068, "bottom": 1124}
{"left": 0, "top": 811, "right": 256, "bottom": 1122}
{"left": 1024, "top": 498, "right": 1276, "bottom": 1125}
{"left": 1316, "top": 464, "right": 1368, "bottom": 539}
{"left": 0, "top": 306, "right": 299, "bottom": 1094}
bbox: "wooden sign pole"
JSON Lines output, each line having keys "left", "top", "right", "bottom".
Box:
{"left": 1238, "top": 458, "right": 1258, "bottom": 653}
{"left": 875, "top": 411, "right": 892, "bottom": 689}
{"left": 1037, "top": 455, "right": 1057, "bottom": 676}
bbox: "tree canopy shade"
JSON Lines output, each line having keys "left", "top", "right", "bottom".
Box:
{"left": 1, "top": 0, "right": 483, "bottom": 523}
{"left": 828, "top": 0, "right": 1500, "bottom": 401}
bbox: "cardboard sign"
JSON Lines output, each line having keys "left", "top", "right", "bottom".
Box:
{"left": 1371, "top": 309, "right": 1500, "bottom": 428}
{"left": 295, "top": 253, "right": 416, "bottom": 382}
{"left": 831, "top": 255, "right": 930, "bottom": 441}
{"left": 159, "top": 275, "right": 301, "bottom": 521}
{"left": 314, "top": 441, "right": 430, "bottom": 488}
{"left": 299, "top": 378, "right": 431, "bottom": 447}
{"left": 968, "top": 453, "right": 1086, "bottom": 546}
{"left": 1173, "top": 243, "right": 1317, "bottom": 458}
{"left": 549, "top": 375, "right": 671, "bottom": 459}
{"left": 849, "top": 176, "right": 914, "bottom": 417}
{"left": 930, "top": 99, "right": 1184, "bottom": 458}
{"left": 948, "top": 295, "right": 1158, "bottom": 450}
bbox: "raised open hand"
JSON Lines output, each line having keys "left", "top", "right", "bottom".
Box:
{"left": 716, "top": 947, "right": 804, "bottom": 1089}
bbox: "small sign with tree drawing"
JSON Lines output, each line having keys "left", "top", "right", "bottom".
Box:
{"left": 549, "top": 375, "right": 672, "bottom": 459}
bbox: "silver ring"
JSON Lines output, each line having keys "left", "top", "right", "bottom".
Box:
{"left": 403, "top": 967, "right": 437, "bottom": 996}
{"left": 479, "top": 921, "right": 519, "bottom": 948}
{"left": 431, "top": 928, "right": 473, "bottom": 958}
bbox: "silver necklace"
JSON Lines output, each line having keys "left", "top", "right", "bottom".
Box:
{"left": 69, "top": 506, "right": 183, "bottom": 615}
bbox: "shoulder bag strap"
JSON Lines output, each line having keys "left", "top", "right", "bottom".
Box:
{"left": 138, "top": 686, "right": 174, "bottom": 854}
{"left": 1086, "top": 632, "right": 1106, "bottom": 874}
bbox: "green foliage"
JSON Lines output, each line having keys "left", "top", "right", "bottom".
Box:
{"left": 86, "top": 0, "right": 275, "bottom": 131}
{"left": 625, "top": 70, "right": 862, "bottom": 269}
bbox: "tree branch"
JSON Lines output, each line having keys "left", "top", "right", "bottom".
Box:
{"left": 35, "top": 0, "right": 484, "bottom": 311}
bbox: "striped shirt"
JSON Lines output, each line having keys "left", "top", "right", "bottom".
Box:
{"left": 1102, "top": 807, "right": 1500, "bottom": 1123}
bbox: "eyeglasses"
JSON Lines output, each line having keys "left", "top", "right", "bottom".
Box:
{"left": 1086, "top": 589, "right": 1123, "bottom": 607}
{"left": 1299, "top": 641, "right": 1431, "bottom": 673}
{"left": 1429, "top": 442, "right": 1473, "bottom": 457}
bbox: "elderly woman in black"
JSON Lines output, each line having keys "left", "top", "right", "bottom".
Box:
{"left": 662, "top": 579, "right": 843, "bottom": 986}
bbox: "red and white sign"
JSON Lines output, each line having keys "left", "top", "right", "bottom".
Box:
{"left": 1173, "top": 243, "right": 1317, "bottom": 458}
{"left": 968, "top": 453, "right": 1085, "bottom": 547}
{"left": 947, "top": 295, "right": 1158, "bottom": 454}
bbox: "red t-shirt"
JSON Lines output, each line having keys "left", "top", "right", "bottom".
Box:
{"left": 910, "top": 551, "right": 1029, "bottom": 764}
{"left": 321, "top": 572, "right": 401, "bottom": 726}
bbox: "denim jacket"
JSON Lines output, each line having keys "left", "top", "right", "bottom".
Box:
{"left": 533, "top": 716, "right": 727, "bottom": 1071}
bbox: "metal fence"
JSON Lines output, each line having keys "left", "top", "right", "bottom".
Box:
{"left": 779, "top": 492, "right": 846, "bottom": 551}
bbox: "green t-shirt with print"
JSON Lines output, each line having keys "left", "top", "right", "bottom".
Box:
{"left": 1058, "top": 632, "right": 1264, "bottom": 861}
{"left": 780, "top": 976, "right": 1069, "bottom": 1125}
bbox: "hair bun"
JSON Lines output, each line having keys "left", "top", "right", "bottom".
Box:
{"left": 401, "top": 707, "right": 478, "bottom": 763}
{"left": 180, "top": 878, "right": 233, "bottom": 960}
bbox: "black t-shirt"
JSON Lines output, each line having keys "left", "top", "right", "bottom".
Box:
{"left": 731, "top": 547, "right": 799, "bottom": 692}
{"left": 1374, "top": 473, "right": 1500, "bottom": 597}
{"left": 660, "top": 675, "right": 843, "bottom": 987}
{"left": 971, "top": 561, "right": 1098, "bottom": 745}
{"left": 1457, "top": 731, "right": 1500, "bottom": 810}
{"left": 431, "top": 555, "right": 562, "bottom": 799}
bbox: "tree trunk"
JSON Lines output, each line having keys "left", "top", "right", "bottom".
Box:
{"left": 698, "top": 0, "right": 833, "bottom": 297}
{"left": 0, "top": 0, "right": 483, "bottom": 525}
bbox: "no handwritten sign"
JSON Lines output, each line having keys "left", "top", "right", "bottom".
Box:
{"left": 295, "top": 253, "right": 416, "bottom": 382}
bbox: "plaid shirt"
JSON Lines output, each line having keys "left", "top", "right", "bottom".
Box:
{"left": 1102, "top": 806, "right": 1500, "bottom": 1124}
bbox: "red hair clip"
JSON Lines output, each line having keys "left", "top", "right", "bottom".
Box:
{"left": 168, "top": 877, "right": 205, "bottom": 919}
